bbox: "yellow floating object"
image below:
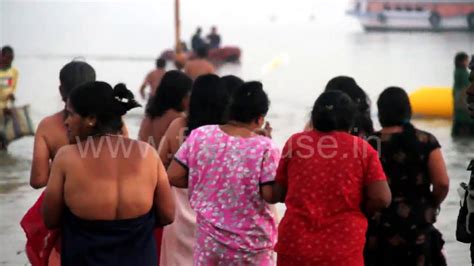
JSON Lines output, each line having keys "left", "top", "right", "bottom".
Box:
{"left": 409, "top": 87, "right": 453, "bottom": 118}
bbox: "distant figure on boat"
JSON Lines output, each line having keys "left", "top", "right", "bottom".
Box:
{"left": 184, "top": 47, "right": 215, "bottom": 80}
{"left": 452, "top": 52, "right": 473, "bottom": 136}
{"left": 191, "top": 27, "right": 206, "bottom": 53}
{"left": 206, "top": 26, "right": 221, "bottom": 49}
{"left": 139, "top": 58, "right": 166, "bottom": 100}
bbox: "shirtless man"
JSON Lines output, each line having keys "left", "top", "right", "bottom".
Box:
{"left": 30, "top": 61, "right": 96, "bottom": 189}
{"left": 139, "top": 58, "right": 166, "bottom": 100}
{"left": 184, "top": 47, "right": 215, "bottom": 80}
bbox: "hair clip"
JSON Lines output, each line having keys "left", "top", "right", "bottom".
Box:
{"left": 115, "top": 96, "right": 129, "bottom": 103}
{"left": 325, "top": 105, "right": 334, "bottom": 110}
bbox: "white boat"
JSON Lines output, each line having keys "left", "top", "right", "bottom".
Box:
{"left": 347, "top": 0, "right": 474, "bottom": 31}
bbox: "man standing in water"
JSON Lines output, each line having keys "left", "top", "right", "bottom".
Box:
{"left": 30, "top": 61, "right": 96, "bottom": 188}
{"left": 0, "top": 46, "right": 19, "bottom": 150}
{"left": 184, "top": 47, "right": 215, "bottom": 80}
{"left": 22, "top": 61, "right": 96, "bottom": 265}
{"left": 139, "top": 58, "right": 166, "bottom": 100}
{"left": 0, "top": 46, "right": 18, "bottom": 110}
{"left": 464, "top": 55, "right": 474, "bottom": 265}
{"left": 453, "top": 52, "right": 473, "bottom": 136}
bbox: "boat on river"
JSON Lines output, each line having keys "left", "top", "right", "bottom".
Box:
{"left": 347, "top": 0, "right": 474, "bottom": 31}
{"left": 159, "top": 46, "right": 241, "bottom": 65}
{"left": 161, "top": 0, "right": 241, "bottom": 68}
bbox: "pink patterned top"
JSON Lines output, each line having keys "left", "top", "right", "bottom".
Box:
{"left": 174, "top": 125, "right": 279, "bottom": 257}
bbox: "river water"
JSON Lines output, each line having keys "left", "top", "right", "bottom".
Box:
{"left": 1, "top": 0, "right": 473, "bottom": 265}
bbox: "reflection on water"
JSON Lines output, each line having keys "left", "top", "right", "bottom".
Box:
{"left": 0, "top": 151, "right": 31, "bottom": 191}
{"left": 0, "top": 181, "right": 28, "bottom": 194}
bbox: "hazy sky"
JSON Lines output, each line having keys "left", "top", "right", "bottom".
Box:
{"left": 0, "top": 0, "right": 349, "bottom": 55}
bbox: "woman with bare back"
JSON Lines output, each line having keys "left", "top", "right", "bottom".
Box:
{"left": 42, "top": 81, "right": 175, "bottom": 266}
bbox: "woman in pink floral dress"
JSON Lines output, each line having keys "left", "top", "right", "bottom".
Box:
{"left": 167, "top": 82, "right": 279, "bottom": 265}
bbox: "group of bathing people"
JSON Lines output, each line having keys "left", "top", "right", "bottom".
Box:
{"left": 27, "top": 58, "right": 461, "bottom": 265}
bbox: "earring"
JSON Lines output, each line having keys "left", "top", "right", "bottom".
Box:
{"left": 89, "top": 122, "right": 94, "bottom": 126}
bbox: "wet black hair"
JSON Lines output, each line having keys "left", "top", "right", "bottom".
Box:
{"left": 186, "top": 74, "right": 230, "bottom": 135}
{"left": 59, "top": 61, "right": 96, "bottom": 102}
{"left": 455, "top": 52, "right": 469, "bottom": 68}
{"left": 221, "top": 75, "right": 244, "bottom": 97}
{"left": 228, "top": 81, "right": 269, "bottom": 124}
{"left": 377, "top": 86, "right": 422, "bottom": 167}
{"left": 145, "top": 70, "right": 192, "bottom": 118}
{"left": 1, "top": 46, "right": 14, "bottom": 56}
{"left": 311, "top": 91, "right": 356, "bottom": 132}
{"left": 69, "top": 81, "right": 140, "bottom": 135}
{"left": 377, "top": 86, "right": 412, "bottom": 127}
{"left": 156, "top": 58, "right": 166, "bottom": 69}
{"left": 324, "top": 76, "right": 373, "bottom": 136}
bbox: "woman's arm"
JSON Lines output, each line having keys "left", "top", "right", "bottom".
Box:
{"left": 154, "top": 157, "right": 175, "bottom": 226}
{"left": 260, "top": 183, "right": 287, "bottom": 204}
{"left": 365, "top": 180, "right": 391, "bottom": 218}
{"left": 42, "top": 148, "right": 67, "bottom": 229}
{"left": 159, "top": 117, "right": 186, "bottom": 168}
{"left": 428, "top": 148, "right": 449, "bottom": 207}
{"left": 167, "top": 159, "right": 188, "bottom": 188}
{"left": 30, "top": 123, "right": 51, "bottom": 188}
{"left": 138, "top": 117, "right": 151, "bottom": 142}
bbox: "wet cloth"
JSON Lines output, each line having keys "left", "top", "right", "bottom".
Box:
{"left": 61, "top": 208, "right": 157, "bottom": 266}
{"left": 274, "top": 131, "right": 386, "bottom": 266}
{"left": 174, "top": 125, "right": 279, "bottom": 265}
{"left": 365, "top": 128, "right": 446, "bottom": 266}
{"left": 20, "top": 192, "right": 60, "bottom": 266}
{"left": 159, "top": 187, "right": 196, "bottom": 266}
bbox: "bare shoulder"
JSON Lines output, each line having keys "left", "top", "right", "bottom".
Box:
{"left": 205, "top": 60, "right": 215, "bottom": 69}
{"left": 53, "top": 144, "right": 77, "bottom": 164}
{"left": 37, "top": 112, "right": 64, "bottom": 133}
{"left": 167, "top": 117, "right": 186, "bottom": 134}
{"left": 136, "top": 138, "right": 158, "bottom": 153}
{"left": 139, "top": 116, "right": 152, "bottom": 130}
